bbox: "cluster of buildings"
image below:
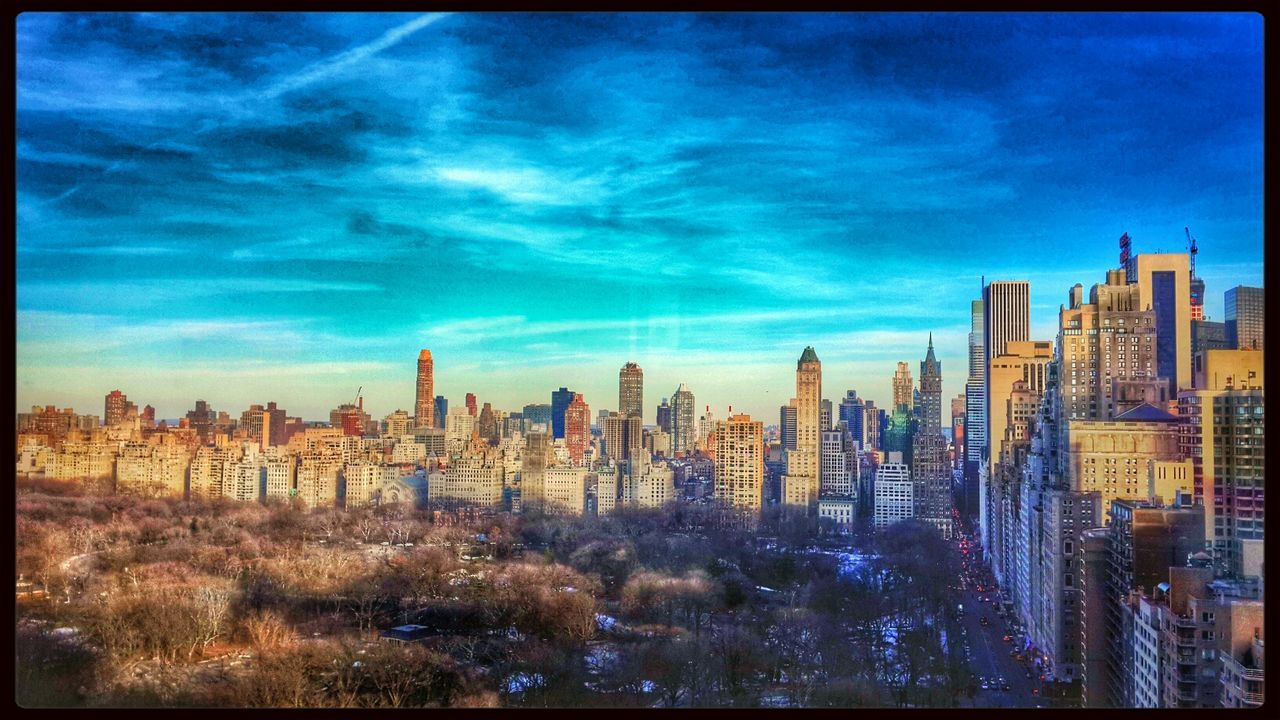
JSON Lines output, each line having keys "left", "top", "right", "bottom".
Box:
{"left": 13, "top": 233, "right": 1264, "bottom": 710}
{"left": 15, "top": 337, "right": 955, "bottom": 535}
{"left": 950, "top": 234, "right": 1265, "bottom": 708}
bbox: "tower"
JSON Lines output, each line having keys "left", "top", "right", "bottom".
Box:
{"left": 919, "top": 333, "right": 942, "bottom": 435}
{"left": 415, "top": 349, "right": 434, "bottom": 428}
{"left": 913, "top": 334, "right": 951, "bottom": 537}
{"left": 670, "top": 383, "right": 695, "bottom": 454}
{"left": 619, "top": 362, "right": 644, "bottom": 421}
{"left": 892, "top": 362, "right": 914, "bottom": 412}
{"left": 564, "top": 393, "right": 591, "bottom": 467}
{"left": 551, "top": 387, "right": 574, "bottom": 440}
{"left": 714, "top": 414, "right": 765, "bottom": 512}
{"left": 783, "top": 346, "right": 822, "bottom": 510}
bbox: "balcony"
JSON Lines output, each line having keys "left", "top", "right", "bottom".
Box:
{"left": 1223, "top": 657, "right": 1265, "bottom": 682}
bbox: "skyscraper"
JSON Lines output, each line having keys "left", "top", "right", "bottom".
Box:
{"left": 551, "top": 387, "right": 574, "bottom": 440}
{"left": 839, "top": 390, "right": 865, "bottom": 447}
{"left": 1134, "top": 253, "right": 1191, "bottom": 394}
{"left": 1178, "top": 349, "right": 1264, "bottom": 578}
{"left": 564, "top": 393, "right": 590, "bottom": 466}
{"left": 984, "top": 339, "right": 1053, "bottom": 570}
{"left": 601, "top": 412, "right": 642, "bottom": 463}
{"left": 1057, "top": 270, "right": 1162, "bottom": 424}
{"left": 415, "top": 349, "right": 434, "bottom": 428}
{"left": 465, "top": 392, "right": 478, "bottom": 417}
{"left": 619, "top": 361, "right": 643, "bottom": 421}
{"left": 964, "top": 297, "right": 987, "bottom": 521}
{"left": 713, "top": 413, "right": 765, "bottom": 512}
{"left": 983, "top": 279, "right": 1030, "bottom": 544}
{"left": 918, "top": 334, "right": 942, "bottom": 435}
{"left": 186, "top": 400, "right": 215, "bottom": 444}
{"left": 521, "top": 403, "right": 551, "bottom": 430}
{"left": 104, "top": 389, "right": 135, "bottom": 427}
{"left": 656, "top": 398, "right": 671, "bottom": 433}
{"left": 913, "top": 335, "right": 951, "bottom": 537}
{"left": 1224, "top": 285, "right": 1264, "bottom": 351}
{"left": 478, "top": 402, "right": 498, "bottom": 445}
{"left": 779, "top": 401, "right": 798, "bottom": 451}
{"left": 820, "top": 398, "right": 832, "bottom": 432}
{"left": 862, "top": 400, "right": 880, "bottom": 451}
{"left": 670, "top": 383, "right": 695, "bottom": 454}
{"left": 782, "top": 347, "right": 821, "bottom": 510}
{"left": 892, "top": 362, "right": 914, "bottom": 412}
{"left": 434, "top": 395, "right": 447, "bottom": 429}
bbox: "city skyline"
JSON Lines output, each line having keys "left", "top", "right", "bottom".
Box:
{"left": 16, "top": 12, "right": 1264, "bottom": 421}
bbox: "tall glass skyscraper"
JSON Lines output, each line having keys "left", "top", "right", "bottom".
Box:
{"left": 551, "top": 387, "right": 574, "bottom": 440}
{"left": 1225, "top": 285, "right": 1265, "bottom": 351}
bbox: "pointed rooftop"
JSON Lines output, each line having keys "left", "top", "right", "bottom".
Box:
{"left": 798, "top": 346, "right": 820, "bottom": 368}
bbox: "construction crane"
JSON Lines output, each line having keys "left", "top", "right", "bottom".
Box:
{"left": 1185, "top": 227, "right": 1198, "bottom": 278}
{"left": 353, "top": 386, "right": 363, "bottom": 410}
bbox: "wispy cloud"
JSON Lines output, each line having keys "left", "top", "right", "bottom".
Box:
{"left": 257, "top": 13, "right": 452, "bottom": 99}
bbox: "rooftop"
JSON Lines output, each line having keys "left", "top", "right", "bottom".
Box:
{"left": 1114, "top": 403, "right": 1179, "bottom": 422}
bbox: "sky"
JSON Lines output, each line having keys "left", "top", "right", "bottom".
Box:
{"left": 16, "top": 12, "right": 1264, "bottom": 423}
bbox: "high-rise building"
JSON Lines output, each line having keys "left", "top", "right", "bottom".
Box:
{"left": 1029, "top": 489, "right": 1102, "bottom": 684}
{"left": 950, "top": 394, "right": 966, "bottom": 467}
{"left": 1058, "top": 270, "right": 1163, "bottom": 424}
{"left": 1078, "top": 527, "right": 1111, "bottom": 708}
{"left": 670, "top": 383, "right": 695, "bottom": 454}
{"left": 383, "top": 409, "right": 413, "bottom": 438}
{"left": 713, "top": 413, "right": 765, "bottom": 512}
{"left": 965, "top": 296, "right": 987, "bottom": 521}
{"left": 1178, "top": 349, "right": 1264, "bottom": 577}
{"left": 522, "top": 403, "right": 551, "bottom": 429}
{"left": 601, "top": 411, "right": 642, "bottom": 463}
{"left": 415, "top": 349, "right": 434, "bottom": 428}
{"left": 619, "top": 361, "right": 643, "bottom": 421}
{"left": 240, "top": 402, "right": 287, "bottom": 450}
{"left": 984, "top": 339, "right": 1053, "bottom": 573}
{"left": 434, "top": 395, "right": 447, "bottom": 429}
{"left": 862, "top": 400, "right": 880, "bottom": 451}
{"left": 779, "top": 401, "right": 798, "bottom": 451}
{"left": 913, "top": 335, "right": 951, "bottom": 537}
{"left": 330, "top": 399, "right": 371, "bottom": 437}
{"left": 1099, "top": 498, "right": 1205, "bottom": 708}
{"left": 984, "top": 280, "right": 1031, "bottom": 517}
{"left": 465, "top": 392, "right": 478, "bottom": 417}
{"left": 820, "top": 398, "right": 832, "bottom": 433}
{"left": 820, "top": 427, "right": 856, "bottom": 497}
{"left": 892, "top": 362, "right": 914, "bottom": 412}
{"left": 874, "top": 462, "right": 913, "bottom": 529}
{"left": 782, "top": 347, "right": 822, "bottom": 510}
{"left": 656, "top": 398, "right": 671, "bottom": 433}
{"left": 186, "top": 400, "right": 215, "bottom": 444}
{"left": 838, "top": 390, "right": 865, "bottom": 446}
{"left": 1191, "top": 319, "right": 1229, "bottom": 363}
{"left": 104, "top": 389, "right": 136, "bottom": 427}
{"left": 1133, "top": 253, "right": 1191, "bottom": 395}
{"left": 478, "top": 402, "right": 499, "bottom": 445}
{"left": 564, "top": 393, "right": 591, "bottom": 466}
{"left": 1224, "top": 285, "right": 1264, "bottom": 351}
{"left": 551, "top": 387, "right": 574, "bottom": 440}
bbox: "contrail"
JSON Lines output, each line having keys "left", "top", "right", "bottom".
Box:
{"left": 257, "top": 12, "right": 452, "bottom": 100}
{"left": 36, "top": 13, "right": 453, "bottom": 208}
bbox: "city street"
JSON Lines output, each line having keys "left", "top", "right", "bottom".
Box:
{"left": 950, "top": 525, "right": 1047, "bottom": 708}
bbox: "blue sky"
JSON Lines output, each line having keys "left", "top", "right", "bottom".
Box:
{"left": 16, "top": 12, "right": 1264, "bottom": 422}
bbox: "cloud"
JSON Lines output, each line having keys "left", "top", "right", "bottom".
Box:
{"left": 257, "top": 13, "right": 452, "bottom": 99}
